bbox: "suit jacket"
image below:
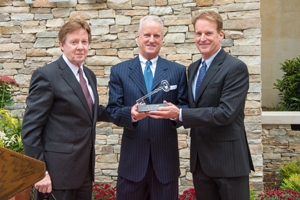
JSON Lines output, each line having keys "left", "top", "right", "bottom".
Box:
{"left": 106, "top": 56, "right": 188, "bottom": 184}
{"left": 182, "top": 49, "right": 254, "bottom": 178}
{"left": 22, "top": 56, "right": 108, "bottom": 190}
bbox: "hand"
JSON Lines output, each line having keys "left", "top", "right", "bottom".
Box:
{"left": 34, "top": 173, "right": 52, "bottom": 194}
{"left": 131, "top": 103, "right": 148, "bottom": 121}
{"left": 148, "top": 101, "right": 180, "bottom": 119}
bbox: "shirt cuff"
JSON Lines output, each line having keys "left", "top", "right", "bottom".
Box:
{"left": 179, "top": 108, "right": 183, "bottom": 122}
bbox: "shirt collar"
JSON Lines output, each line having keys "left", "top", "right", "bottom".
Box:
{"left": 202, "top": 48, "right": 221, "bottom": 68}
{"left": 62, "top": 54, "right": 83, "bottom": 75}
{"left": 139, "top": 54, "right": 158, "bottom": 66}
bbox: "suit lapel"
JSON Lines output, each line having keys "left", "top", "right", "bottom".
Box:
{"left": 58, "top": 57, "right": 93, "bottom": 120}
{"left": 152, "top": 57, "right": 168, "bottom": 90}
{"left": 128, "top": 57, "right": 147, "bottom": 96}
{"left": 194, "top": 49, "right": 225, "bottom": 102}
{"left": 128, "top": 56, "right": 168, "bottom": 103}
{"left": 83, "top": 66, "right": 97, "bottom": 120}
{"left": 188, "top": 59, "right": 200, "bottom": 106}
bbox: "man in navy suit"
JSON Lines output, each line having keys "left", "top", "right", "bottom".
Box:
{"left": 22, "top": 18, "right": 108, "bottom": 200}
{"left": 149, "top": 10, "right": 254, "bottom": 200}
{"left": 106, "top": 16, "right": 188, "bottom": 200}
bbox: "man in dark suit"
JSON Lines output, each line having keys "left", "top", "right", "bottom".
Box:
{"left": 106, "top": 16, "right": 188, "bottom": 200}
{"left": 21, "top": 18, "right": 108, "bottom": 200}
{"left": 149, "top": 10, "right": 254, "bottom": 200}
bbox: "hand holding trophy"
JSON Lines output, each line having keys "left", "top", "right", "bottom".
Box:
{"left": 136, "top": 80, "right": 170, "bottom": 112}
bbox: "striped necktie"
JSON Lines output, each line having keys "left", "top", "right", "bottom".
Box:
{"left": 195, "top": 60, "right": 207, "bottom": 100}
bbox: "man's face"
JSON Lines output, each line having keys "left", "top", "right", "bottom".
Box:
{"left": 136, "top": 20, "right": 164, "bottom": 60}
{"left": 59, "top": 28, "right": 90, "bottom": 67}
{"left": 194, "top": 19, "right": 224, "bottom": 60}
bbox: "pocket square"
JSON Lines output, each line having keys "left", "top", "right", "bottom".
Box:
{"left": 170, "top": 85, "right": 177, "bottom": 90}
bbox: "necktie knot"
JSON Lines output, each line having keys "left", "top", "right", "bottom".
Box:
{"left": 146, "top": 60, "right": 152, "bottom": 71}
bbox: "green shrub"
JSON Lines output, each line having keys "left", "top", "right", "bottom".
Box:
{"left": 278, "top": 159, "right": 300, "bottom": 187}
{"left": 250, "top": 186, "right": 256, "bottom": 200}
{"left": 273, "top": 55, "right": 300, "bottom": 111}
{"left": 281, "top": 173, "right": 300, "bottom": 193}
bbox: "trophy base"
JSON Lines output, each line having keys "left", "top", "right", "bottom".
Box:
{"left": 138, "top": 104, "right": 168, "bottom": 112}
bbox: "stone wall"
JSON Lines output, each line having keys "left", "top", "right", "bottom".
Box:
{"left": 262, "top": 124, "right": 300, "bottom": 190}
{"left": 0, "top": 0, "right": 263, "bottom": 193}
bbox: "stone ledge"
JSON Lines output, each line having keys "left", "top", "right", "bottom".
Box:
{"left": 262, "top": 111, "right": 300, "bottom": 124}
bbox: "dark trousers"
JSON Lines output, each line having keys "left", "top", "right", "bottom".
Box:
{"left": 116, "top": 157, "right": 178, "bottom": 200}
{"left": 193, "top": 158, "right": 250, "bottom": 200}
{"left": 35, "top": 158, "right": 93, "bottom": 200}
{"left": 35, "top": 173, "right": 92, "bottom": 200}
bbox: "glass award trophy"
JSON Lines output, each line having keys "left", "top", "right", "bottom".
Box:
{"left": 136, "top": 80, "right": 170, "bottom": 112}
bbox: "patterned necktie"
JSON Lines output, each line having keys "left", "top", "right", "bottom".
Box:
{"left": 195, "top": 60, "right": 207, "bottom": 100}
{"left": 144, "top": 60, "right": 153, "bottom": 102}
{"left": 78, "top": 68, "right": 93, "bottom": 114}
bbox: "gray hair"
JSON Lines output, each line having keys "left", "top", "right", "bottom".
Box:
{"left": 138, "top": 16, "right": 164, "bottom": 36}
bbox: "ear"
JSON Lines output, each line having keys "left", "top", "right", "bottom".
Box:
{"left": 59, "top": 41, "right": 64, "bottom": 52}
{"left": 219, "top": 30, "right": 225, "bottom": 40}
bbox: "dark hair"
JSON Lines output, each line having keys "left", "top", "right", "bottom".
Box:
{"left": 192, "top": 10, "right": 223, "bottom": 33}
{"left": 58, "top": 18, "right": 91, "bottom": 44}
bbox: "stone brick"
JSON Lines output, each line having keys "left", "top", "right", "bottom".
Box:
{"left": 149, "top": 6, "right": 173, "bottom": 15}
{"left": 52, "top": 8, "right": 72, "bottom": 18}
{"left": 156, "top": 0, "right": 168, "bottom": 6}
{"left": 11, "top": 13, "right": 34, "bottom": 21}
{"left": 215, "top": 0, "right": 234, "bottom": 5}
{"left": 224, "top": 19, "right": 261, "bottom": 30}
{"left": 228, "top": 10, "right": 260, "bottom": 20}
{"left": 224, "top": 30, "right": 243, "bottom": 39}
{"left": 0, "top": 6, "right": 29, "bottom": 13}
{"left": 99, "top": 9, "right": 116, "bottom": 18}
{"left": 0, "top": 43, "right": 19, "bottom": 52}
{"left": 230, "top": 46, "right": 260, "bottom": 56}
{"left": 132, "top": 0, "right": 155, "bottom": 6}
{"left": 115, "top": 15, "right": 131, "bottom": 25}
{"left": 0, "top": 26, "right": 22, "bottom": 35}
{"left": 163, "top": 15, "right": 191, "bottom": 26}
{"left": 91, "top": 25, "right": 110, "bottom": 36}
{"left": 34, "top": 38, "right": 55, "bottom": 48}
{"left": 117, "top": 50, "right": 134, "bottom": 59}
{"left": 56, "top": 0, "right": 78, "bottom": 8}
{"left": 166, "top": 54, "right": 191, "bottom": 61}
{"left": 195, "top": 0, "right": 213, "bottom": 6}
{"left": 111, "top": 40, "right": 136, "bottom": 48}
{"left": 69, "top": 11, "right": 99, "bottom": 19}
{"left": 164, "top": 33, "right": 185, "bottom": 44}
{"left": 219, "top": 2, "right": 260, "bottom": 12}
{"left": 34, "top": 14, "right": 54, "bottom": 20}
{"left": 32, "top": 0, "right": 56, "bottom": 8}
{"left": 107, "top": 0, "right": 132, "bottom": 10}
{"left": 76, "top": 3, "right": 107, "bottom": 10}
{"left": 85, "top": 56, "right": 121, "bottom": 66}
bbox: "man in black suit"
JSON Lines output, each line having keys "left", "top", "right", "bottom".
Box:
{"left": 106, "top": 16, "right": 188, "bottom": 200}
{"left": 21, "top": 18, "right": 108, "bottom": 200}
{"left": 149, "top": 10, "right": 254, "bottom": 200}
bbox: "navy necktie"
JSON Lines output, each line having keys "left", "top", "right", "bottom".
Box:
{"left": 195, "top": 60, "right": 207, "bottom": 100}
{"left": 144, "top": 60, "right": 153, "bottom": 102}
